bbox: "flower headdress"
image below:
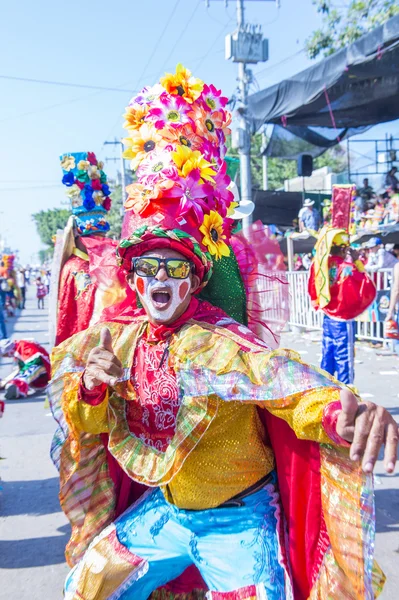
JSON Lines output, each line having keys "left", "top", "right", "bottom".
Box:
{"left": 60, "top": 152, "right": 112, "bottom": 236}
{"left": 118, "top": 64, "right": 235, "bottom": 285}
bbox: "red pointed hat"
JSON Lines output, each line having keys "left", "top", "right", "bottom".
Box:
{"left": 116, "top": 64, "right": 237, "bottom": 288}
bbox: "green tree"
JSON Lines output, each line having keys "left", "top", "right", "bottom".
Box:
{"left": 306, "top": 0, "right": 399, "bottom": 59}
{"left": 32, "top": 208, "right": 71, "bottom": 250}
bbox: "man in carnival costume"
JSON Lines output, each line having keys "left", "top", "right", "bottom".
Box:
{"left": 50, "top": 152, "right": 116, "bottom": 347}
{"left": 50, "top": 66, "right": 398, "bottom": 600}
{"left": 308, "top": 230, "right": 376, "bottom": 385}
{"left": 0, "top": 338, "right": 50, "bottom": 399}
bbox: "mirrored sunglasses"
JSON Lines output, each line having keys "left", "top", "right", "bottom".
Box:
{"left": 132, "top": 257, "right": 193, "bottom": 279}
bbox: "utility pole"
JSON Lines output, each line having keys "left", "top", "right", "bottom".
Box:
{"left": 261, "top": 130, "right": 268, "bottom": 190}
{"left": 236, "top": 0, "right": 252, "bottom": 220}
{"left": 223, "top": 0, "right": 273, "bottom": 230}
{"left": 103, "top": 139, "right": 127, "bottom": 210}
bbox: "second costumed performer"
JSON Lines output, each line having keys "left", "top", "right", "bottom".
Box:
{"left": 308, "top": 227, "right": 376, "bottom": 385}
{"left": 49, "top": 66, "right": 398, "bottom": 599}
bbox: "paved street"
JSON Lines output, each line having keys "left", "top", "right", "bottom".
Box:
{"left": 0, "top": 289, "right": 398, "bottom": 599}
{"left": 0, "top": 288, "right": 69, "bottom": 600}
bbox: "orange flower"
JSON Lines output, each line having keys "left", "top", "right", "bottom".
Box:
{"left": 162, "top": 123, "right": 202, "bottom": 151}
{"left": 160, "top": 63, "right": 204, "bottom": 104}
{"left": 124, "top": 180, "right": 174, "bottom": 215}
{"left": 123, "top": 103, "right": 149, "bottom": 132}
{"left": 191, "top": 107, "right": 230, "bottom": 143}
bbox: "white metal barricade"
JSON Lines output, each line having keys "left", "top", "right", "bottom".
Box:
{"left": 286, "top": 268, "right": 393, "bottom": 343}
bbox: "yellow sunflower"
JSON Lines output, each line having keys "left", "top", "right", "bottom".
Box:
{"left": 171, "top": 145, "right": 216, "bottom": 183}
{"left": 122, "top": 123, "right": 165, "bottom": 170}
{"left": 199, "top": 211, "right": 230, "bottom": 260}
{"left": 160, "top": 63, "right": 204, "bottom": 104}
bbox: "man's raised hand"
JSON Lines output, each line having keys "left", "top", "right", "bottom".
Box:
{"left": 336, "top": 389, "right": 399, "bottom": 475}
{"left": 83, "top": 327, "right": 123, "bottom": 390}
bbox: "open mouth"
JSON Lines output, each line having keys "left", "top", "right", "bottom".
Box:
{"left": 150, "top": 289, "right": 172, "bottom": 309}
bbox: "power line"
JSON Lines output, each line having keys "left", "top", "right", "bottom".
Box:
{"left": 133, "top": 0, "right": 182, "bottom": 91}
{"left": 254, "top": 48, "right": 306, "bottom": 80}
{"left": 0, "top": 184, "right": 60, "bottom": 191}
{"left": 157, "top": 0, "right": 202, "bottom": 79}
{"left": 0, "top": 74, "right": 136, "bottom": 93}
{"left": 0, "top": 88, "right": 105, "bottom": 124}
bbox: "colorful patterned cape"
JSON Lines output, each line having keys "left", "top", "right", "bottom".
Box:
{"left": 49, "top": 316, "right": 385, "bottom": 599}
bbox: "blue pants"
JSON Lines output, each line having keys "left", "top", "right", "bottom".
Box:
{"left": 0, "top": 306, "right": 7, "bottom": 339}
{"left": 321, "top": 315, "right": 355, "bottom": 385}
{"left": 65, "top": 475, "right": 288, "bottom": 599}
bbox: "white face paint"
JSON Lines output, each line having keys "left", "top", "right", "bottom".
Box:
{"left": 134, "top": 276, "right": 192, "bottom": 324}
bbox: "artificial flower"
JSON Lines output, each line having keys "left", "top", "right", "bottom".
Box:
{"left": 199, "top": 139, "right": 222, "bottom": 168}
{"left": 200, "top": 84, "right": 228, "bottom": 113}
{"left": 88, "top": 165, "right": 101, "bottom": 180}
{"left": 75, "top": 180, "right": 85, "bottom": 190}
{"left": 97, "top": 161, "right": 104, "bottom": 170}
{"left": 62, "top": 171, "right": 75, "bottom": 187}
{"left": 60, "top": 155, "right": 76, "bottom": 171}
{"left": 123, "top": 123, "right": 166, "bottom": 170}
{"left": 124, "top": 182, "right": 166, "bottom": 215}
{"left": 65, "top": 184, "right": 82, "bottom": 199}
{"left": 175, "top": 172, "right": 213, "bottom": 225}
{"left": 146, "top": 93, "right": 193, "bottom": 130}
{"left": 103, "top": 197, "right": 112, "bottom": 211}
{"left": 91, "top": 178, "right": 103, "bottom": 191}
{"left": 199, "top": 210, "right": 230, "bottom": 260}
{"left": 213, "top": 162, "right": 234, "bottom": 209}
{"left": 71, "top": 195, "right": 82, "bottom": 208}
{"left": 93, "top": 190, "right": 105, "bottom": 205}
{"left": 123, "top": 103, "right": 149, "bottom": 132}
{"left": 171, "top": 145, "right": 216, "bottom": 183}
{"left": 75, "top": 169, "right": 90, "bottom": 184}
{"left": 101, "top": 183, "right": 111, "bottom": 197}
{"left": 84, "top": 184, "right": 94, "bottom": 203}
{"left": 191, "top": 107, "right": 227, "bottom": 143}
{"left": 132, "top": 83, "right": 164, "bottom": 106}
{"left": 99, "top": 170, "right": 107, "bottom": 184}
{"left": 227, "top": 200, "right": 239, "bottom": 217}
{"left": 87, "top": 152, "right": 97, "bottom": 165}
{"left": 83, "top": 196, "right": 95, "bottom": 211}
{"left": 77, "top": 160, "right": 90, "bottom": 171}
{"left": 160, "top": 64, "right": 203, "bottom": 104}
{"left": 161, "top": 122, "right": 202, "bottom": 150}
{"left": 136, "top": 150, "right": 178, "bottom": 184}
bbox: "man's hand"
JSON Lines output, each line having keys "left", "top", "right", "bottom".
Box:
{"left": 336, "top": 389, "right": 399, "bottom": 474}
{"left": 83, "top": 327, "right": 123, "bottom": 390}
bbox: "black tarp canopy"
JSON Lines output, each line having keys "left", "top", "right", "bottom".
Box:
{"left": 247, "top": 14, "right": 399, "bottom": 159}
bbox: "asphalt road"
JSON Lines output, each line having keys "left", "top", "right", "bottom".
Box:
{"left": 0, "top": 288, "right": 398, "bottom": 599}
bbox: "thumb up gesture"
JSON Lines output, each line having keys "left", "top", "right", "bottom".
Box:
{"left": 83, "top": 328, "right": 123, "bottom": 391}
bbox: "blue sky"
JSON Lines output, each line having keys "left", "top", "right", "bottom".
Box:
{"left": 0, "top": 0, "right": 397, "bottom": 263}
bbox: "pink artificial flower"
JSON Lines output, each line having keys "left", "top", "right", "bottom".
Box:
{"left": 136, "top": 150, "right": 178, "bottom": 186}
{"left": 200, "top": 139, "right": 223, "bottom": 168}
{"left": 175, "top": 171, "right": 214, "bottom": 225}
{"left": 200, "top": 84, "right": 229, "bottom": 113}
{"left": 146, "top": 93, "right": 193, "bottom": 130}
{"left": 75, "top": 180, "right": 85, "bottom": 190}
{"left": 91, "top": 178, "right": 102, "bottom": 191}
{"left": 87, "top": 152, "right": 97, "bottom": 165}
{"left": 103, "top": 197, "right": 112, "bottom": 211}
{"left": 213, "top": 162, "right": 234, "bottom": 216}
{"left": 130, "top": 84, "right": 164, "bottom": 106}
